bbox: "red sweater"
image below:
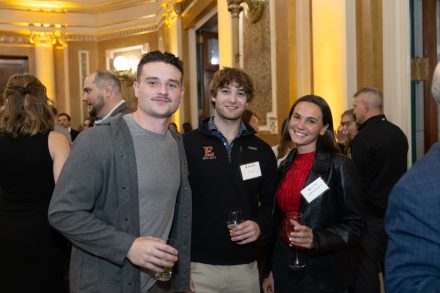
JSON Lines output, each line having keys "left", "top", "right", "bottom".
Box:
{"left": 276, "top": 151, "right": 315, "bottom": 243}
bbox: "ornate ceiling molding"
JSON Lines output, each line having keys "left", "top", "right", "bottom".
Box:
{"left": 94, "top": 23, "right": 159, "bottom": 41}
{"left": 0, "top": 20, "right": 159, "bottom": 46}
{"left": 0, "top": 0, "right": 163, "bottom": 37}
{"left": 0, "top": 33, "right": 29, "bottom": 44}
{"left": 0, "top": 1, "right": 188, "bottom": 43}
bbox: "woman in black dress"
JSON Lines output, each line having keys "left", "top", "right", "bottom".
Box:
{"left": 0, "top": 73, "right": 70, "bottom": 292}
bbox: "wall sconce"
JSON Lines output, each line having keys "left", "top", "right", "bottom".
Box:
{"left": 227, "top": 0, "right": 265, "bottom": 65}
{"left": 113, "top": 55, "right": 136, "bottom": 83}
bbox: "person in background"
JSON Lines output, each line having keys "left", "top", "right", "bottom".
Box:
{"left": 57, "top": 112, "right": 79, "bottom": 141}
{"left": 48, "top": 51, "right": 192, "bottom": 293}
{"left": 169, "top": 122, "right": 178, "bottom": 133}
{"left": 0, "top": 73, "right": 70, "bottom": 293}
{"left": 184, "top": 67, "right": 278, "bottom": 293}
{"left": 272, "top": 118, "right": 295, "bottom": 166}
{"left": 384, "top": 62, "right": 440, "bottom": 292}
{"left": 182, "top": 122, "right": 193, "bottom": 134}
{"left": 242, "top": 109, "right": 260, "bottom": 132}
{"left": 350, "top": 87, "right": 408, "bottom": 293}
{"left": 262, "top": 95, "right": 364, "bottom": 293}
{"left": 80, "top": 116, "right": 97, "bottom": 131}
{"left": 82, "top": 70, "right": 132, "bottom": 124}
{"left": 336, "top": 109, "right": 358, "bottom": 156}
{"left": 51, "top": 106, "right": 72, "bottom": 144}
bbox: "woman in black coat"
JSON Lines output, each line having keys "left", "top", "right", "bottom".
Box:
{"left": 262, "top": 95, "right": 364, "bottom": 293}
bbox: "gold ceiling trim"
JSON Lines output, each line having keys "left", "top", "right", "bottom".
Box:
{"left": 0, "top": 32, "right": 29, "bottom": 44}
{"left": 0, "top": 0, "right": 170, "bottom": 42}
{"left": 0, "top": 19, "right": 158, "bottom": 45}
{"left": 66, "top": 23, "right": 159, "bottom": 42}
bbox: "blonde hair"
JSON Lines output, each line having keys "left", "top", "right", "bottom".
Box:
{"left": 0, "top": 73, "right": 54, "bottom": 138}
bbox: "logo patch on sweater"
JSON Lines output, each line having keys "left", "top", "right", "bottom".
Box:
{"left": 202, "top": 146, "right": 216, "bottom": 160}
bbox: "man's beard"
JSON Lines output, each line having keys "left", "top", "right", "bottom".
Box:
{"left": 89, "top": 107, "right": 97, "bottom": 118}
{"left": 88, "top": 96, "right": 104, "bottom": 119}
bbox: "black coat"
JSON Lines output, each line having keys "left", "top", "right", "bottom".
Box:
{"left": 269, "top": 149, "right": 365, "bottom": 291}
{"left": 350, "top": 114, "right": 408, "bottom": 219}
{"left": 70, "top": 128, "right": 79, "bottom": 141}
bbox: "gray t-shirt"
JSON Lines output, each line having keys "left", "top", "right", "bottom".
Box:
{"left": 124, "top": 114, "right": 180, "bottom": 292}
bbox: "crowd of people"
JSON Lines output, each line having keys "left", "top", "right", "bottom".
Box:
{"left": 0, "top": 50, "right": 438, "bottom": 293}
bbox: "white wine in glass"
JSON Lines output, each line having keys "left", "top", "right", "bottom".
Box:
{"left": 226, "top": 209, "right": 244, "bottom": 233}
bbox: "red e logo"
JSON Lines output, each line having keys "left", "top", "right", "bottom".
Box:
{"left": 203, "top": 146, "right": 214, "bottom": 157}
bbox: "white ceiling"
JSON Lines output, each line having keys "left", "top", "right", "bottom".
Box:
{"left": 0, "top": 0, "right": 165, "bottom": 35}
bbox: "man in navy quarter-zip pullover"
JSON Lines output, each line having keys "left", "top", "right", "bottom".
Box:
{"left": 183, "top": 67, "right": 278, "bottom": 293}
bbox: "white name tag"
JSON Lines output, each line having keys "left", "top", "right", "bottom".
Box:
{"left": 240, "top": 162, "right": 262, "bottom": 181}
{"left": 301, "top": 177, "right": 329, "bottom": 203}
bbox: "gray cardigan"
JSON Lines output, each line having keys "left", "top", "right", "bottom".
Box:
{"left": 48, "top": 114, "right": 192, "bottom": 293}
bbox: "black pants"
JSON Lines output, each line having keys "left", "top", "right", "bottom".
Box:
{"left": 272, "top": 236, "right": 348, "bottom": 293}
{"left": 349, "top": 217, "right": 386, "bottom": 293}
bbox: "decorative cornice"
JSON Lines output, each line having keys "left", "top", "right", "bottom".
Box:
{"left": 65, "top": 23, "right": 159, "bottom": 42}
{"left": 0, "top": 1, "right": 163, "bottom": 38}
{"left": 0, "top": 1, "right": 182, "bottom": 43}
{"left": 0, "top": 20, "right": 159, "bottom": 45}
{"left": 97, "top": 23, "right": 159, "bottom": 40}
{"left": 0, "top": 19, "right": 159, "bottom": 46}
{"left": 0, "top": 33, "right": 29, "bottom": 44}
{"left": 64, "top": 34, "right": 98, "bottom": 42}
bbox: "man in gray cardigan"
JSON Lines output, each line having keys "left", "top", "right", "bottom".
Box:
{"left": 49, "top": 51, "right": 192, "bottom": 293}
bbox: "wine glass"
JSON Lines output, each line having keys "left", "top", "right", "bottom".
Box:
{"left": 226, "top": 209, "right": 244, "bottom": 234}
{"left": 285, "top": 211, "right": 307, "bottom": 271}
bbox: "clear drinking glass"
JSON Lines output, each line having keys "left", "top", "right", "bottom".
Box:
{"left": 226, "top": 209, "right": 244, "bottom": 233}
{"left": 285, "top": 211, "right": 307, "bottom": 271}
{"left": 154, "top": 238, "right": 177, "bottom": 282}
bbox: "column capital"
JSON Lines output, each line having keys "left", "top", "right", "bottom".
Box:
{"left": 28, "top": 29, "right": 65, "bottom": 48}
{"left": 162, "top": 0, "right": 184, "bottom": 27}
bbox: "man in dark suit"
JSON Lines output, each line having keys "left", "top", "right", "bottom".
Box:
{"left": 385, "top": 62, "right": 440, "bottom": 292}
{"left": 350, "top": 87, "right": 408, "bottom": 293}
{"left": 82, "top": 70, "right": 132, "bottom": 124}
{"left": 57, "top": 112, "right": 79, "bottom": 141}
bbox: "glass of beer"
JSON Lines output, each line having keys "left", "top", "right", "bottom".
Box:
{"left": 154, "top": 238, "right": 177, "bottom": 282}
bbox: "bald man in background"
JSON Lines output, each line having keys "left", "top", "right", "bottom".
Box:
{"left": 350, "top": 87, "right": 408, "bottom": 293}
{"left": 82, "top": 70, "right": 132, "bottom": 124}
